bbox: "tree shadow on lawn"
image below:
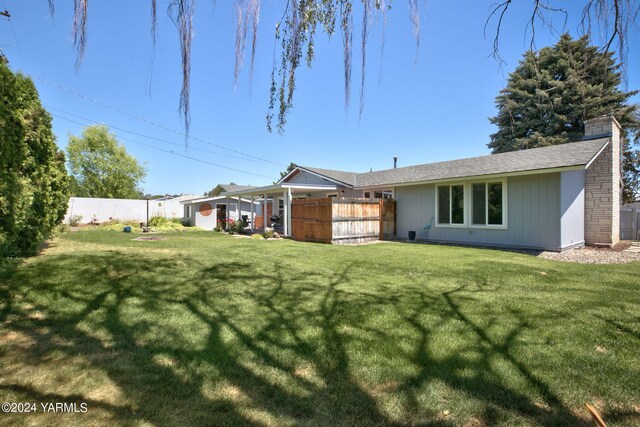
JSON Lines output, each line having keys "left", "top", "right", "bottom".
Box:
{"left": 0, "top": 252, "right": 619, "bottom": 425}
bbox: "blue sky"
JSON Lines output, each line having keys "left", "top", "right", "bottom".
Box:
{"left": 1, "top": 1, "right": 638, "bottom": 196}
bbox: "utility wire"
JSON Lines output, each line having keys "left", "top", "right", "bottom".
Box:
{"left": 46, "top": 105, "right": 268, "bottom": 164}
{"left": 52, "top": 112, "right": 277, "bottom": 181}
{"left": 29, "top": 73, "right": 284, "bottom": 166}
{"left": 1, "top": 1, "right": 26, "bottom": 70}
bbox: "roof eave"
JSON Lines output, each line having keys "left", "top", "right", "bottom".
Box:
{"left": 295, "top": 166, "right": 356, "bottom": 188}
{"left": 354, "top": 164, "right": 587, "bottom": 189}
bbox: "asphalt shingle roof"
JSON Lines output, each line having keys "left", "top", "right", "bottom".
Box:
{"left": 297, "top": 166, "right": 358, "bottom": 187}
{"left": 220, "top": 184, "right": 257, "bottom": 193}
{"left": 299, "top": 137, "right": 609, "bottom": 189}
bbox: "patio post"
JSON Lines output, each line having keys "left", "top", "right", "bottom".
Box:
{"left": 263, "top": 193, "right": 267, "bottom": 231}
{"left": 283, "top": 189, "right": 289, "bottom": 236}
{"left": 250, "top": 196, "right": 255, "bottom": 232}
{"left": 287, "top": 187, "right": 292, "bottom": 237}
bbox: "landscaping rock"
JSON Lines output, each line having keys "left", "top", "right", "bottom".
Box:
{"left": 537, "top": 244, "right": 640, "bottom": 264}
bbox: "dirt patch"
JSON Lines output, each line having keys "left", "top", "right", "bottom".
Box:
{"left": 0, "top": 330, "right": 36, "bottom": 349}
{"left": 132, "top": 236, "right": 166, "bottom": 241}
{"left": 463, "top": 416, "right": 489, "bottom": 427}
{"left": 366, "top": 381, "right": 401, "bottom": 396}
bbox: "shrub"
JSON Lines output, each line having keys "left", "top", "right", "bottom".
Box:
{"left": 51, "top": 223, "right": 70, "bottom": 237}
{"left": 227, "top": 220, "right": 245, "bottom": 235}
{"left": 0, "top": 61, "right": 70, "bottom": 256}
{"left": 250, "top": 233, "right": 264, "bottom": 240}
{"left": 68, "top": 215, "right": 83, "bottom": 226}
{"left": 148, "top": 216, "right": 170, "bottom": 227}
{"left": 263, "top": 228, "right": 274, "bottom": 239}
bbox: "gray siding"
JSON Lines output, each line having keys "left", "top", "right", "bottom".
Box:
{"left": 560, "top": 170, "right": 585, "bottom": 248}
{"left": 191, "top": 198, "right": 258, "bottom": 230}
{"left": 395, "top": 173, "right": 562, "bottom": 250}
{"left": 303, "top": 189, "right": 361, "bottom": 199}
{"left": 287, "top": 170, "right": 338, "bottom": 186}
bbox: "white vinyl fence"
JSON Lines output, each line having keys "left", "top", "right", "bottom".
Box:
{"left": 64, "top": 197, "right": 188, "bottom": 224}
{"left": 620, "top": 207, "right": 639, "bottom": 241}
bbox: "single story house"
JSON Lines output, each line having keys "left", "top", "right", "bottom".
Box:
{"left": 223, "top": 116, "right": 622, "bottom": 251}
{"left": 182, "top": 195, "right": 265, "bottom": 230}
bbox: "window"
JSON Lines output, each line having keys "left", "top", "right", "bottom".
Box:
{"left": 327, "top": 193, "right": 338, "bottom": 198}
{"left": 278, "top": 199, "right": 284, "bottom": 216}
{"left": 437, "top": 184, "right": 464, "bottom": 225}
{"left": 373, "top": 190, "right": 393, "bottom": 199}
{"left": 471, "top": 181, "right": 504, "bottom": 226}
{"left": 363, "top": 191, "right": 371, "bottom": 199}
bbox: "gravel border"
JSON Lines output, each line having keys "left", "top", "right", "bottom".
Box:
{"left": 536, "top": 247, "right": 640, "bottom": 264}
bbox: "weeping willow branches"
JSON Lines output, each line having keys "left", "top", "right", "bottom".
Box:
{"left": 63, "top": 0, "right": 637, "bottom": 143}
{"left": 151, "top": 0, "right": 157, "bottom": 45}
{"left": 72, "top": 0, "right": 88, "bottom": 66}
{"left": 168, "top": 0, "right": 195, "bottom": 146}
{"left": 234, "top": 0, "right": 261, "bottom": 88}
{"left": 485, "top": 0, "right": 639, "bottom": 72}
{"left": 265, "top": 0, "right": 407, "bottom": 133}
{"left": 580, "top": 0, "right": 639, "bottom": 79}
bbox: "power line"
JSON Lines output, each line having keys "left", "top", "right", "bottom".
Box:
{"left": 29, "top": 73, "right": 284, "bottom": 166}
{"left": 52, "top": 113, "right": 277, "bottom": 181}
{"left": 1, "top": 1, "right": 26, "bottom": 70}
{"left": 46, "top": 105, "right": 269, "bottom": 164}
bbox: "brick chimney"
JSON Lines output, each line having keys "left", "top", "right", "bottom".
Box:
{"left": 583, "top": 116, "right": 621, "bottom": 246}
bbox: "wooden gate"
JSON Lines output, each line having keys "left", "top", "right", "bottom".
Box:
{"left": 291, "top": 198, "right": 396, "bottom": 244}
{"left": 291, "top": 198, "right": 332, "bottom": 243}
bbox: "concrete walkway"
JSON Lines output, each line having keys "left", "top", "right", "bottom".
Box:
{"left": 623, "top": 242, "right": 640, "bottom": 254}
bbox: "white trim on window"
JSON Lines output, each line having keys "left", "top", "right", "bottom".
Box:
{"left": 435, "top": 183, "right": 467, "bottom": 228}
{"left": 435, "top": 179, "right": 508, "bottom": 230}
{"left": 469, "top": 179, "right": 508, "bottom": 230}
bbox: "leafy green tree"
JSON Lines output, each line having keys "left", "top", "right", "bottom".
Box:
{"left": 66, "top": 125, "right": 147, "bottom": 199}
{"left": 0, "top": 59, "right": 70, "bottom": 256}
{"left": 488, "top": 34, "right": 640, "bottom": 201}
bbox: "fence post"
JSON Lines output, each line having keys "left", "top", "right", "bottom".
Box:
{"left": 379, "top": 198, "right": 384, "bottom": 241}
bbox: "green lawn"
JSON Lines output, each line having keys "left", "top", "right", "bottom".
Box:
{"left": 0, "top": 231, "right": 639, "bottom": 426}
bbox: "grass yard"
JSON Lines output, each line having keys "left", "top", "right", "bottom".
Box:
{"left": 0, "top": 231, "right": 639, "bottom": 426}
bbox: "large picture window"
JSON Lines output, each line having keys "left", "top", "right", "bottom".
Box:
{"left": 472, "top": 181, "right": 504, "bottom": 226}
{"left": 437, "top": 184, "right": 465, "bottom": 225}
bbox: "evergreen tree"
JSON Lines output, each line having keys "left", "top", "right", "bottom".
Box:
{"left": 0, "top": 60, "right": 70, "bottom": 256}
{"left": 489, "top": 34, "right": 639, "bottom": 201}
{"left": 278, "top": 163, "right": 297, "bottom": 182}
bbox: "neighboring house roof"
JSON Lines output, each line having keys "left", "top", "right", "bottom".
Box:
{"left": 181, "top": 195, "right": 259, "bottom": 205}
{"left": 291, "top": 137, "right": 610, "bottom": 189}
{"left": 220, "top": 184, "right": 256, "bottom": 193}
{"left": 155, "top": 194, "right": 200, "bottom": 202}
{"left": 207, "top": 183, "right": 258, "bottom": 197}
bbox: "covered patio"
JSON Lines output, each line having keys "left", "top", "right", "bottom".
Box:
{"left": 222, "top": 183, "right": 341, "bottom": 237}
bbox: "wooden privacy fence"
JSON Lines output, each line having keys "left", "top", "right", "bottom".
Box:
{"left": 291, "top": 198, "right": 396, "bottom": 244}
